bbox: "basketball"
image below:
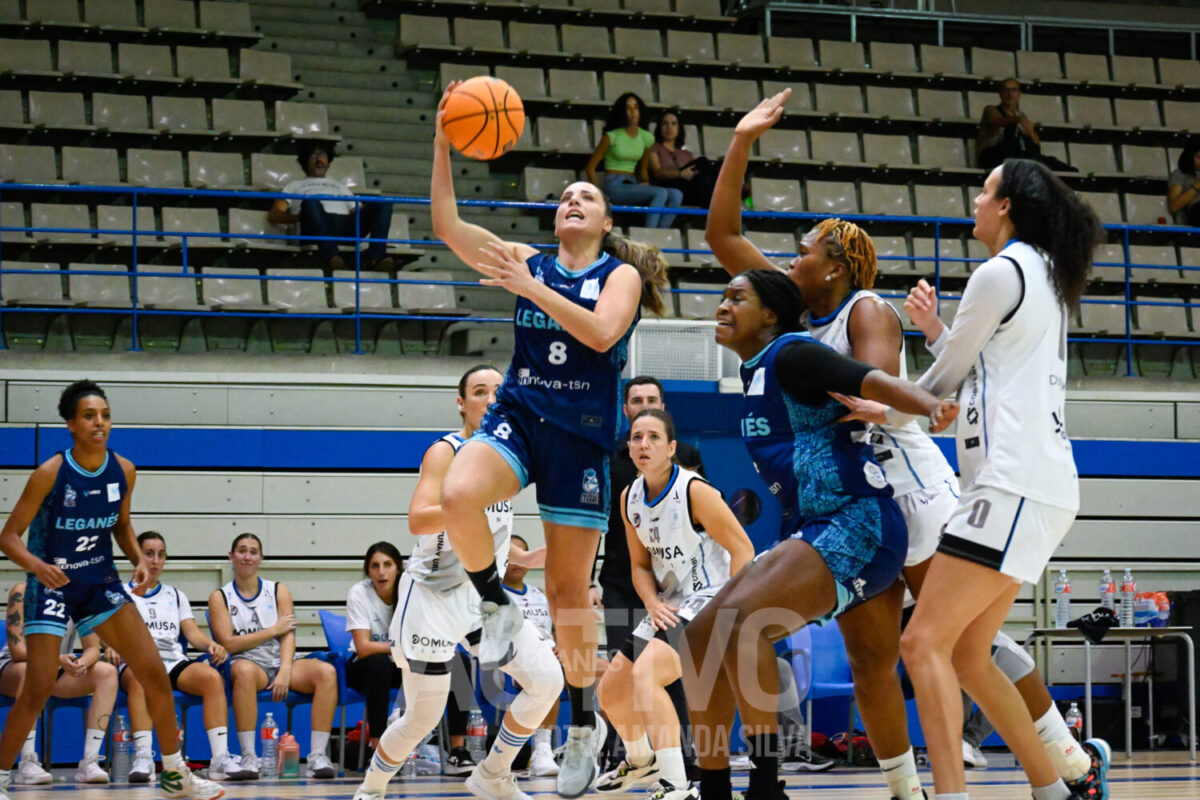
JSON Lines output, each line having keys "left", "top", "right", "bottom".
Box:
{"left": 442, "top": 76, "right": 525, "bottom": 161}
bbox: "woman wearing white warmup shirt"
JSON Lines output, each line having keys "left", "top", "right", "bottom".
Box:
{"left": 113, "top": 532, "right": 238, "bottom": 782}
{"left": 345, "top": 541, "right": 404, "bottom": 753}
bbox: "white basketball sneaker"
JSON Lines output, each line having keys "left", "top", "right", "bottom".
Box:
{"left": 13, "top": 752, "right": 52, "bottom": 785}
{"left": 74, "top": 754, "right": 109, "bottom": 784}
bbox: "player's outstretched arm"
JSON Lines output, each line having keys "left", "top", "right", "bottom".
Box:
{"left": 689, "top": 480, "right": 755, "bottom": 577}
{"left": 432, "top": 82, "right": 537, "bottom": 273}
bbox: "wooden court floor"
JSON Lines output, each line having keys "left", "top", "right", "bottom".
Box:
{"left": 9, "top": 752, "right": 1199, "bottom": 799}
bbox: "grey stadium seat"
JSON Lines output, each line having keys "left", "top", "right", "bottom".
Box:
{"left": 69, "top": 263, "right": 131, "bottom": 307}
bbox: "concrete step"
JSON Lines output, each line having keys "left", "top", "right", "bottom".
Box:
{"left": 251, "top": 0, "right": 359, "bottom": 11}
{"left": 306, "top": 84, "right": 434, "bottom": 107}
{"left": 259, "top": 35, "right": 387, "bottom": 59}
{"left": 254, "top": 19, "right": 380, "bottom": 42}
{"left": 289, "top": 53, "right": 413, "bottom": 77}
{"left": 293, "top": 67, "right": 417, "bottom": 92}
{"left": 329, "top": 118, "right": 432, "bottom": 141}
{"left": 320, "top": 102, "right": 433, "bottom": 125}
{"left": 249, "top": 4, "right": 362, "bottom": 23}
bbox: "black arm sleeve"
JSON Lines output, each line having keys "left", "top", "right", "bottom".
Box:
{"left": 774, "top": 340, "right": 875, "bottom": 406}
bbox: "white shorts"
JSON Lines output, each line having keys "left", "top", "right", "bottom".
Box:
{"left": 390, "top": 572, "right": 481, "bottom": 668}
{"left": 896, "top": 477, "right": 961, "bottom": 567}
{"left": 631, "top": 586, "right": 721, "bottom": 643}
{"left": 937, "top": 484, "right": 1076, "bottom": 584}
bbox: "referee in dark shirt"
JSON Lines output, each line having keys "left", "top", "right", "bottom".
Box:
{"left": 593, "top": 376, "right": 703, "bottom": 771}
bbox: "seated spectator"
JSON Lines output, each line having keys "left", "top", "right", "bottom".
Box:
{"left": 648, "top": 109, "right": 717, "bottom": 209}
{"left": 586, "top": 93, "right": 683, "bottom": 228}
{"left": 502, "top": 534, "right": 560, "bottom": 777}
{"left": 976, "top": 78, "right": 1042, "bottom": 169}
{"left": 345, "top": 543, "right": 405, "bottom": 752}
{"left": 1, "top": 583, "right": 118, "bottom": 785}
{"left": 207, "top": 532, "right": 339, "bottom": 780}
{"left": 267, "top": 140, "right": 394, "bottom": 270}
{"left": 1168, "top": 139, "right": 1200, "bottom": 226}
{"left": 112, "top": 532, "right": 239, "bottom": 782}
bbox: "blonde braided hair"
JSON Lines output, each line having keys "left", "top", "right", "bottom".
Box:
{"left": 809, "top": 218, "right": 878, "bottom": 290}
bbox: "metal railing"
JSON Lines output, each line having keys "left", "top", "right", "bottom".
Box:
{"left": 0, "top": 182, "right": 1196, "bottom": 374}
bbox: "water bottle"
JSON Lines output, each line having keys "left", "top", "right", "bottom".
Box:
{"left": 1054, "top": 569, "right": 1071, "bottom": 629}
{"left": 1064, "top": 702, "right": 1082, "bottom": 741}
{"left": 112, "top": 713, "right": 132, "bottom": 781}
{"left": 261, "top": 712, "right": 279, "bottom": 778}
{"left": 466, "top": 709, "right": 487, "bottom": 764}
{"left": 278, "top": 733, "right": 300, "bottom": 777}
{"left": 401, "top": 748, "right": 420, "bottom": 778}
{"left": 1098, "top": 569, "right": 1116, "bottom": 611}
{"left": 1120, "top": 569, "right": 1136, "bottom": 628}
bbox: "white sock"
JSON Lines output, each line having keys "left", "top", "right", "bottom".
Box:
{"left": 1034, "top": 706, "right": 1090, "bottom": 782}
{"left": 21, "top": 730, "right": 36, "bottom": 757}
{"left": 533, "top": 728, "right": 552, "bottom": 750}
{"left": 133, "top": 730, "right": 154, "bottom": 759}
{"left": 656, "top": 747, "right": 687, "bottom": 787}
{"left": 362, "top": 750, "right": 402, "bottom": 792}
{"left": 238, "top": 730, "right": 256, "bottom": 758}
{"left": 624, "top": 733, "right": 653, "bottom": 767}
{"left": 83, "top": 729, "right": 105, "bottom": 759}
{"left": 207, "top": 727, "right": 228, "bottom": 760}
{"left": 878, "top": 748, "right": 922, "bottom": 799}
{"left": 309, "top": 731, "right": 330, "bottom": 757}
{"left": 162, "top": 751, "right": 185, "bottom": 773}
{"left": 1031, "top": 781, "right": 1071, "bottom": 800}
{"left": 482, "top": 720, "right": 530, "bottom": 773}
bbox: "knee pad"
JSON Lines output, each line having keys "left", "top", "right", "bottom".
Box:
{"left": 990, "top": 631, "right": 1035, "bottom": 682}
{"left": 378, "top": 670, "right": 451, "bottom": 762}
{"left": 501, "top": 622, "right": 564, "bottom": 729}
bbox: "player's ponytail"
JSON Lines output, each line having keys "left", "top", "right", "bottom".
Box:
{"left": 602, "top": 230, "right": 669, "bottom": 316}
{"left": 998, "top": 159, "right": 1103, "bottom": 310}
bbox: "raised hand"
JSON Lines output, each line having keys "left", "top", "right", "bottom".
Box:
{"left": 477, "top": 240, "right": 538, "bottom": 298}
{"left": 904, "top": 278, "right": 944, "bottom": 341}
{"left": 734, "top": 88, "right": 792, "bottom": 140}
{"left": 434, "top": 81, "right": 462, "bottom": 146}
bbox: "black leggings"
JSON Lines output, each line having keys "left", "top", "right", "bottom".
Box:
{"left": 347, "top": 653, "right": 405, "bottom": 739}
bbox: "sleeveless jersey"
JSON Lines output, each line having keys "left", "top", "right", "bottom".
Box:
{"left": 26, "top": 449, "right": 127, "bottom": 586}
{"left": 739, "top": 333, "right": 892, "bottom": 536}
{"left": 804, "top": 290, "right": 956, "bottom": 496}
{"left": 954, "top": 241, "right": 1078, "bottom": 511}
{"left": 407, "top": 434, "right": 514, "bottom": 593}
{"left": 220, "top": 578, "right": 281, "bottom": 671}
{"left": 505, "top": 582, "right": 552, "bottom": 639}
{"left": 625, "top": 465, "right": 731, "bottom": 603}
{"left": 498, "top": 251, "right": 638, "bottom": 451}
{"left": 127, "top": 580, "right": 192, "bottom": 668}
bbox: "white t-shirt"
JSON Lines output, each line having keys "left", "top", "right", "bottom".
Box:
{"left": 345, "top": 578, "right": 395, "bottom": 659}
{"left": 505, "top": 582, "right": 552, "bottom": 639}
{"left": 281, "top": 176, "right": 355, "bottom": 215}
{"left": 127, "top": 580, "right": 193, "bottom": 669}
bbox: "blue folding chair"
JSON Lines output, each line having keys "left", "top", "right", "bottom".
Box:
{"left": 804, "top": 619, "right": 859, "bottom": 764}
{"left": 318, "top": 609, "right": 368, "bottom": 774}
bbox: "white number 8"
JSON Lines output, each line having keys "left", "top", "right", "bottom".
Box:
{"left": 494, "top": 423, "right": 513, "bottom": 440}
{"left": 548, "top": 341, "right": 568, "bottom": 365}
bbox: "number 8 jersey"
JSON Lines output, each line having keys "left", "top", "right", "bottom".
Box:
{"left": 499, "top": 251, "right": 638, "bottom": 450}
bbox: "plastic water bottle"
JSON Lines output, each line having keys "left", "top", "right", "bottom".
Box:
{"left": 1120, "top": 568, "right": 1136, "bottom": 627}
{"left": 112, "top": 713, "right": 132, "bottom": 781}
{"left": 1064, "top": 702, "right": 1083, "bottom": 741}
{"left": 401, "top": 748, "right": 420, "bottom": 778}
{"left": 1054, "top": 569, "right": 1071, "bottom": 628}
{"left": 261, "top": 712, "right": 279, "bottom": 778}
{"left": 466, "top": 709, "right": 487, "bottom": 764}
{"left": 1098, "top": 569, "right": 1116, "bottom": 611}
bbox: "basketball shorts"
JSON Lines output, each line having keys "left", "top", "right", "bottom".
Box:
{"left": 475, "top": 400, "right": 610, "bottom": 530}
{"left": 895, "top": 476, "right": 961, "bottom": 567}
{"left": 620, "top": 586, "right": 723, "bottom": 661}
{"left": 24, "top": 571, "right": 130, "bottom": 637}
{"left": 938, "top": 484, "right": 1076, "bottom": 585}
{"left": 390, "top": 572, "right": 482, "bottom": 672}
{"left": 788, "top": 494, "right": 907, "bottom": 620}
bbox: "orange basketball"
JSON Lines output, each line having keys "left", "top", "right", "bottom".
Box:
{"left": 442, "top": 76, "right": 525, "bottom": 161}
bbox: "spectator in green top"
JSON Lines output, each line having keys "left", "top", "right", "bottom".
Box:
{"left": 586, "top": 93, "right": 683, "bottom": 228}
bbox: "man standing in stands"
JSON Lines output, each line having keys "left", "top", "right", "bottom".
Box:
{"left": 594, "top": 376, "right": 704, "bottom": 772}
{"left": 267, "top": 140, "right": 394, "bottom": 271}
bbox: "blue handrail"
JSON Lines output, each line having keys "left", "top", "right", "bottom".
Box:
{"left": 0, "top": 181, "right": 1195, "bottom": 374}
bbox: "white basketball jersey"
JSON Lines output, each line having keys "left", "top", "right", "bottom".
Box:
{"left": 407, "top": 434, "right": 513, "bottom": 593}
{"left": 220, "top": 578, "right": 281, "bottom": 671}
{"left": 954, "top": 241, "right": 1078, "bottom": 510}
{"left": 505, "top": 582, "right": 552, "bottom": 639}
{"left": 804, "top": 290, "right": 956, "bottom": 497}
{"left": 127, "top": 580, "right": 192, "bottom": 668}
{"left": 625, "top": 466, "right": 730, "bottom": 604}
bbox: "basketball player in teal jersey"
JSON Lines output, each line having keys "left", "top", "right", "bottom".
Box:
{"left": 0, "top": 380, "right": 224, "bottom": 800}
{"left": 431, "top": 82, "right": 670, "bottom": 798}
